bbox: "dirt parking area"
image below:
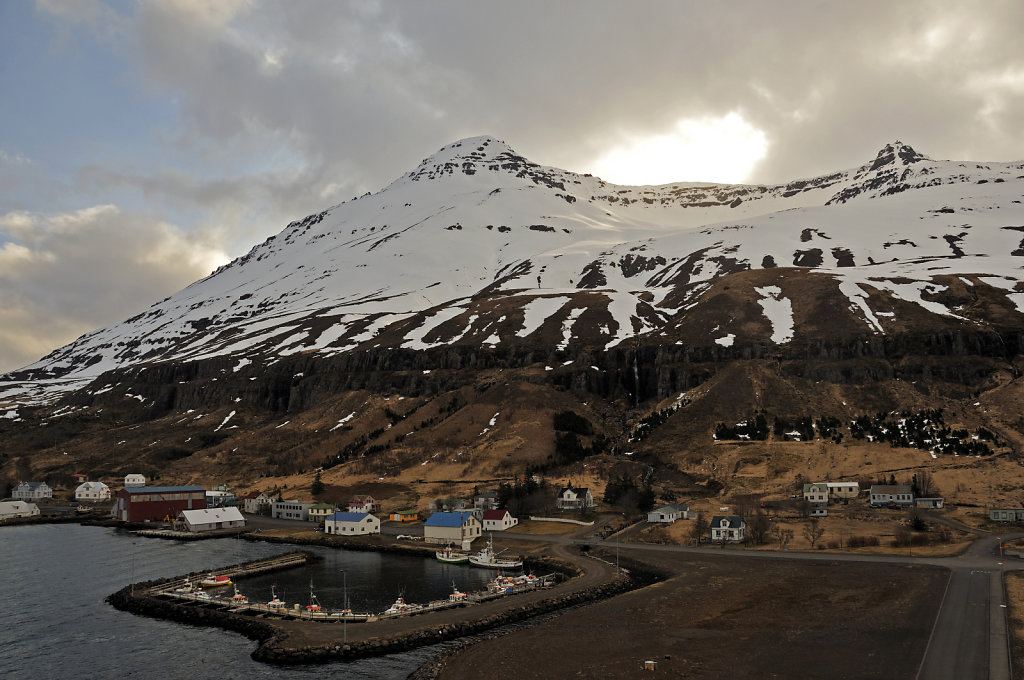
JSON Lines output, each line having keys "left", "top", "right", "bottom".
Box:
{"left": 436, "top": 549, "right": 947, "bottom": 679}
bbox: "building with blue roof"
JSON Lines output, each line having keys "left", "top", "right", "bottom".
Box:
{"left": 423, "top": 511, "right": 481, "bottom": 548}
{"left": 325, "top": 510, "right": 380, "bottom": 535}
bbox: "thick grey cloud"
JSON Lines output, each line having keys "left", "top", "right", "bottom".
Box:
{"left": 0, "top": 205, "right": 226, "bottom": 371}
{"left": 5, "top": 0, "right": 1024, "bottom": 372}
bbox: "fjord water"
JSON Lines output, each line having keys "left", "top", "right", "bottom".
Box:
{"left": 0, "top": 524, "right": 496, "bottom": 678}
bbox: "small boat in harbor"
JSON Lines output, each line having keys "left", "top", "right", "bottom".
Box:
{"left": 229, "top": 585, "right": 248, "bottom": 605}
{"left": 193, "top": 589, "right": 211, "bottom": 601}
{"left": 383, "top": 595, "right": 423, "bottom": 616}
{"left": 448, "top": 582, "right": 468, "bottom": 603}
{"left": 200, "top": 574, "right": 232, "bottom": 588}
{"left": 435, "top": 544, "right": 470, "bottom": 564}
{"left": 173, "top": 576, "right": 195, "bottom": 594}
{"left": 305, "top": 582, "right": 323, "bottom": 614}
{"left": 267, "top": 585, "right": 285, "bottom": 609}
{"left": 468, "top": 535, "right": 523, "bottom": 569}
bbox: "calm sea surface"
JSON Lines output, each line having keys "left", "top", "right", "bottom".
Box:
{"left": 0, "top": 524, "right": 501, "bottom": 679}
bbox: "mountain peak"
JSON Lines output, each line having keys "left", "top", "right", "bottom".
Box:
{"left": 417, "top": 135, "right": 520, "bottom": 167}
{"left": 869, "top": 140, "right": 928, "bottom": 170}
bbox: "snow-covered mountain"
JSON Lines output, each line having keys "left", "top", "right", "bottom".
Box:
{"left": 4, "top": 136, "right": 1024, "bottom": 404}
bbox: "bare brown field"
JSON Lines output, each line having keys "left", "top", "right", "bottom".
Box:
{"left": 438, "top": 549, "right": 947, "bottom": 680}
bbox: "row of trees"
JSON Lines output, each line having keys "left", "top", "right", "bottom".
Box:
{"left": 714, "top": 408, "right": 998, "bottom": 456}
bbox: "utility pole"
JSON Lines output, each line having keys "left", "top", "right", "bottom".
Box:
{"left": 342, "top": 569, "right": 348, "bottom": 644}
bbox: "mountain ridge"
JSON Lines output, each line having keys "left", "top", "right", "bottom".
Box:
{"left": 2, "top": 137, "right": 1024, "bottom": 407}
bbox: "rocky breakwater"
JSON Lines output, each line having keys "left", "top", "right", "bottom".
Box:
{"left": 105, "top": 550, "right": 313, "bottom": 654}
{"left": 252, "top": 551, "right": 663, "bottom": 665}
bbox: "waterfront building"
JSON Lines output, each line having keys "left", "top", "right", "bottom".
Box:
{"left": 0, "top": 500, "right": 40, "bottom": 519}
{"left": 112, "top": 486, "right": 207, "bottom": 523}
{"left": 272, "top": 500, "right": 314, "bottom": 521}
{"left": 76, "top": 481, "right": 111, "bottom": 502}
{"left": 324, "top": 511, "right": 381, "bottom": 535}
{"left": 12, "top": 481, "right": 52, "bottom": 501}
{"left": 423, "top": 511, "right": 482, "bottom": 549}
{"left": 177, "top": 506, "right": 246, "bottom": 533}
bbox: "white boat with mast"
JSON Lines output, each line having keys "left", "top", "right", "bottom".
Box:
{"left": 305, "top": 581, "right": 324, "bottom": 615}
{"left": 267, "top": 584, "right": 286, "bottom": 609}
{"left": 229, "top": 584, "right": 249, "bottom": 606}
{"left": 469, "top": 535, "right": 523, "bottom": 569}
{"left": 435, "top": 543, "right": 470, "bottom": 564}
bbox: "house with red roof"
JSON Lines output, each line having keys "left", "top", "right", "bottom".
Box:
{"left": 482, "top": 508, "right": 518, "bottom": 531}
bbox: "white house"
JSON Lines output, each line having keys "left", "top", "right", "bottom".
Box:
{"left": 178, "top": 506, "right": 246, "bottom": 533}
{"left": 803, "top": 483, "right": 829, "bottom": 504}
{"left": 242, "top": 491, "right": 273, "bottom": 514}
{"left": 474, "top": 492, "right": 500, "bottom": 510}
{"left": 482, "top": 509, "right": 519, "bottom": 531}
{"left": 76, "top": 481, "right": 111, "bottom": 502}
{"left": 124, "top": 474, "right": 146, "bottom": 488}
{"left": 272, "top": 500, "right": 314, "bottom": 521}
{"left": 647, "top": 504, "right": 692, "bottom": 523}
{"left": 0, "top": 500, "right": 40, "bottom": 519}
{"left": 423, "top": 511, "right": 482, "bottom": 548}
{"left": 12, "top": 482, "right": 52, "bottom": 500}
{"left": 556, "top": 484, "right": 595, "bottom": 511}
{"left": 324, "top": 511, "right": 381, "bottom": 535}
{"left": 348, "top": 495, "right": 381, "bottom": 514}
{"left": 710, "top": 515, "right": 746, "bottom": 543}
{"left": 869, "top": 485, "right": 913, "bottom": 507}
{"left": 826, "top": 481, "right": 859, "bottom": 499}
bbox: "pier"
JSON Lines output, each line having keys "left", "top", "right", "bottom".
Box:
{"left": 145, "top": 551, "right": 558, "bottom": 623}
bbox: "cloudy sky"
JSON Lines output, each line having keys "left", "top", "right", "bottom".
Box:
{"left": 2, "top": 0, "right": 1024, "bottom": 373}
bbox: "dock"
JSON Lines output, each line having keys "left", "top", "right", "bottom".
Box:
{"left": 146, "top": 551, "right": 559, "bottom": 623}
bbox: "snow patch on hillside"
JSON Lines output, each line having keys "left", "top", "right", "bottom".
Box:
{"left": 838, "top": 279, "right": 884, "bottom": 333}
{"left": 755, "top": 286, "right": 794, "bottom": 343}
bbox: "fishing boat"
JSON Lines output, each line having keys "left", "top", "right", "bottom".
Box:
{"left": 229, "top": 585, "right": 249, "bottom": 605}
{"left": 435, "top": 544, "right": 470, "bottom": 564}
{"left": 305, "top": 582, "right": 324, "bottom": 614}
{"left": 193, "top": 589, "right": 211, "bottom": 601}
{"left": 448, "top": 582, "right": 468, "bottom": 603}
{"left": 200, "top": 574, "right": 232, "bottom": 588}
{"left": 267, "top": 585, "right": 286, "bottom": 609}
{"left": 383, "top": 595, "right": 423, "bottom": 616}
{"left": 173, "top": 576, "right": 195, "bottom": 594}
{"left": 468, "top": 535, "right": 523, "bottom": 569}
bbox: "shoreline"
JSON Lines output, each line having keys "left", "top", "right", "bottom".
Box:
{"left": 105, "top": 527, "right": 658, "bottom": 666}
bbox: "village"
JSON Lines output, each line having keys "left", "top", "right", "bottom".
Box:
{"left": 5, "top": 469, "right": 1022, "bottom": 550}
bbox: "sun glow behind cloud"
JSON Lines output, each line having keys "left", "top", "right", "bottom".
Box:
{"left": 590, "top": 113, "right": 769, "bottom": 186}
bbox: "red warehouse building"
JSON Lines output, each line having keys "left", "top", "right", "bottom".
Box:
{"left": 112, "top": 486, "right": 207, "bottom": 523}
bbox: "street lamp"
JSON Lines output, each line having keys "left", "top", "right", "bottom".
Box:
{"left": 342, "top": 569, "right": 348, "bottom": 644}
